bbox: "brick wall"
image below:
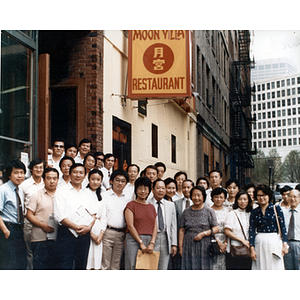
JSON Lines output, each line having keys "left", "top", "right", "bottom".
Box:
{"left": 68, "top": 30, "right": 104, "bottom": 152}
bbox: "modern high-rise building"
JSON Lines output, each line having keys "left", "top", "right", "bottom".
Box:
{"left": 251, "top": 58, "right": 297, "bottom": 82}
{"left": 251, "top": 73, "right": 300, "bottom": 161}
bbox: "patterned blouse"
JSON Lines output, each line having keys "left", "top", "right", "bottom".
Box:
{"left": 249, "top": 203, "right": 287, "bottom": 247}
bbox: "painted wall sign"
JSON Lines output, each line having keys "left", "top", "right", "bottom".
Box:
{"left": 128, "top": 30, "right": 191, "bottom": 99}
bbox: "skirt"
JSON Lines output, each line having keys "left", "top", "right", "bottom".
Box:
{"left": 251, "top": 233, "right": 284, "bottom": 270}
{"left": 86, "top": 219, "right": 103, "bottom": 270}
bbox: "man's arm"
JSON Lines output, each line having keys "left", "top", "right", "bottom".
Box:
{"left": 0, "top": 215, "right": 10, "bottom": 239}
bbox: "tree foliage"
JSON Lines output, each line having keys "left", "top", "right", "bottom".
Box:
{"left": 282, "top": 150, "right": 300, "bottom": 183}
{"left": 252, "top": 149, "right": 283, "bottom": 188}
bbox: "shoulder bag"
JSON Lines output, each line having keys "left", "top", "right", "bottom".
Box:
{"left": 208, "top": 228, "right": 220, "bottom": 257}
{"left": 230, "top": 211, "right": 251, "bottom": 258}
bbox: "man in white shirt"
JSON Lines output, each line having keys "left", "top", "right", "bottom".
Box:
{"left": 123, "top": 164, "right": 140, "bottom": 200}
{"left": 172, "top": 171, "right": 187, "bottom": 201}
{"left": 147, "top": 178, "right": 177, "bottom": 270}
{"left": 205, "top": 169, "right": 223, "bottom": 207}
{"left": 53, "top": 163, "right": 96, "bottom": 270}
{"left": 101, "top": 169, "right": 130, "bottom": 270}
{"left": 20, "top": 158, "right": 45, "bottom": 270}
{"left": 74, "top": 138, "right": 92, "bottom": 164}
{"left": 47, "top": 138, "right": 65, "bottom": 176}
{"left": 100, "top": 153, "right": 115, "bottom": 192}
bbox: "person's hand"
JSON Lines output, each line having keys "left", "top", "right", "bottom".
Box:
{"left": 250, "top": 247, "right": 257, "bottom": 261}
{"left": 41, "top": 223, "right": 55, "bottom": 233}
{"left": 146, "top": 242, "right": 154, "bottom": 254}
{"left": 241, "top": 239, "right": 250, "bottom": 248}
{"left": 140, "top": 242, "right": 147, "bottom": 253}
{"left": 179, "top": 247, "right": 183, "bottom": 257}
{"left": 76, "top": 225, "right": 91, "bottom": 236}
{"left": 194, "top": 232, "right": 205, "bottom": 241}
{"left": 282, "top": 243, "right": 289, "bottom": 256}
{"left": 171, "top": 246, "right": 177, "bottom": 257}
{"left": 218, "top": 241, "right": 227, "bottom": 253}
{"left": 4, "top": 229, "right": 10, "bottom": 239}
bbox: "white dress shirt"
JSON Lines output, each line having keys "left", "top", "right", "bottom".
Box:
{"left": 101, "top": 189, "right": 130, "bottom": 229}
{"left": 53, "top": 183, "right": 96, "bottom": 224}
{"left": 20, "top": 176, "right": 44, "bottom": 206}
{"left": 100, "top": 167, "right": 112, "bottom": 192}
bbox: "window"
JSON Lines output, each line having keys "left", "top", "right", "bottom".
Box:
{"left": 272, "top": 101, "right": 275, "bottom": 108}
{"left": 151, "top": 124, "right": 158, "bottom": 158}
{"left": 292, "top": 78, "right": 295, "bottom": 85}
{"left": 258, "top": 141, "right": 262, "bottom": 148}
{"left": 277, "top": 81, "right": 280, "bottom": 88}
{"left": 272, "top": 130, "right": 276, "bottom": 137}
{"left": 262, "top": 84, "right": 265, "bottom": 90}
{"left": 268, "top": 141, "right": 271, "bottom": 147}
{"left": 257, "top": 85, "right": 261, "bottom": 92}
{"left": 272, "top": 92, "right": 275, "bottom": 98}
{"left": 282, "top": 109, "right": 286, "bottom": 116}
{"left": 293, "top": 138, "right": 297, "bottom": 145}
{"left": 278, "top": 130, "right": 281, "bottom": 137}
{"left": 287, "top": 99, "right": 291, "bottom": 106}
{"left": 263, "top": 141, "right": 266, "bottom": 148}
{"left": 281, "top": 80, "right": 285, "bottom": 87}
{"left": 293, "top": 128, "right": 297, "bottom": 135}
{"left": 288, "top": 139, "right": 292, "bottom": 146}
{"left": 283, "top": 119, "right": 286, "bottom": 126}
{"left": 278, "top": 140, "right": 282, "bottom": 146}
{"left": 273, "top": 140, "right": 276, "bottom": 147}
{"left": 258, "top": 132, "right": 262, "bottom": 139}
{"left": 277, "top": 110, "right": 281, "bottom": 117}
{"left": 138, "top": 100, "right": 147, "bottom": 116}
{"left": 277, "top": 91, "right": 280, "bottom": 97}
{"left": 282, "top": 90, "right": 285, "bottom": 97}
{"left": 288, "top": 119, "right": 291, "bottom": 126}
{"left": 267, "top": 83, "right": 270, "bottom": 90}
{"left": 277, "top": 100, "right": 281, "bottom": 107}
{"left": 272, "top": 111, "right": 276, "bottom": 118}
{"left": 272, "top": 82, "right": 275, "bottom": 89}
{"left": 288, "top": 128, "right": 291, "bottom": 136}
{"left": 283, "top": 129, "right": 286, "bottom": 136}
{"left": 267, "top": 92, "right": 270, "bottom": 99}
{"left": 287, "top": 89, "right": 291, "bottom": 96}
{"left": 263, "top": 122, "right": 266, "bottom": 129}
{"left": 287, "top": 79, "right": 290, "bottom": 86}
{"left": 283, "top": 139, "right": 286, "bottom": 146}
{"left": 171, "top": 134, "right": 176, "bottom": 163}
{"left": 282, "top": 99, "right": 285, "bottom": 106}
{"left": 204, "top": 154, "right": 209, "bottom": 175}
{"left": 263, "top": 132, "right": 266, "bottom": 138}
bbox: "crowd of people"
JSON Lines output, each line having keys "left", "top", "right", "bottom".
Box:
{"left": 0, "top": 137, "right": 300, "bottom": 270}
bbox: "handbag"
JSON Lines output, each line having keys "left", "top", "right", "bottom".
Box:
{"left": 272, "top": 205, "right": 283, "bottom": 259}
{"left": 208, "top": 229, "right": 220, "bottom": 257}
{"left": 135, "top": 250, "right": 160, "bottom": 270}
{"left": 230, "top": 211, "right": 251, "bottom": 258}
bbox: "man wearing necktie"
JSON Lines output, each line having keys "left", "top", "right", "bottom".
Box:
{"left": 147, "top": 179, "right": 177, "bottom": 270}
{"left": 283, "top": 189, "right": 300, "bottom": 270}
{"left": 0, "top": 160, "right": 27, "bottom": 269}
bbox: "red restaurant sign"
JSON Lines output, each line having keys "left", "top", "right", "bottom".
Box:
{"left": 128, "top": 30, "right": 191, "bottom": 99}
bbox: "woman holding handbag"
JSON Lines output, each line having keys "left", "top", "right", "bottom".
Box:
{"left": 249, "top": 184, "right": 288, "bottom": 270}
{"left": 225, "top": 190, "right": 252, "bottom": 270}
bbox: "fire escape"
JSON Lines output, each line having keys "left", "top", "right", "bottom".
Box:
{"left": 230, "top": 30, "right": 256, "bottom": 181}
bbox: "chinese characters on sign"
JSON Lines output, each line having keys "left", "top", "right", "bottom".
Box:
{"left": 128, "top": 30, "right": 191, "bottom": 99}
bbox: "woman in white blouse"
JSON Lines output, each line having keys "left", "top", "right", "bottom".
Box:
{"left": 225, "top": 190, "right": 252, "bottom": 270}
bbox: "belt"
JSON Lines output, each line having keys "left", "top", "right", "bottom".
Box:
{"left": 4, "top": 221, "right": 24, "bottom": 229}
{"left": 107, "top": 225, "right": 125, "bottom": 232}
{"left": 288, "top": 239, "right": 300, "bottom": 242}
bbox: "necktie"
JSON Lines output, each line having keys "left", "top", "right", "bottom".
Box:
{"left": 287, "top": 209, "right": 295, "bottom": 240}
{"left": 108, "top": 170, "right": 111, "bottom": 178}
{"left": 157, "top": 201, "right": 164, "bottom": 231}
{"left": 186, "top": 199, "right": 190, "bottom": 209}
{"left": 15, "top": 187, "right": 24, "bottom": 224}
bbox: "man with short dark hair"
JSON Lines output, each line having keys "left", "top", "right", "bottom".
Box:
{"left": 206, "top": 170, "right": 223, "bottom": 207}
{"left": 20, "top": 158, "right": 45, "bottom": 270}
{"left": 101, "top": 169, "right": 130, "bottom": 270}
{"left": 124, "top": 164, "right": 140, "bottom": 200}
{"left": 53, "top": 163, "right": 96, "bottom": 270}
{"left": 277, "top": 185, "right": 293, "bottom": 211}
{"left": 26, "top": 168, "right": 59, "bottom": 270}
{"left": 155, "top": 162, "right": 166, "bottom": 179}
{"left": 75, "top": 138, "right": 92, "bottom": 164}
{"left": 100, "top": 153, "right": 115, "bottom": 192}
{"left": 47, "top": 138, "right": 65, "bottom": 175}
{"left": 147, "top": 178, "right": 177, "bottom": 270}
{"left": 172, "top": 171, "right": 188, "bottom": 201}
{"left": 0, "top": 160, "right": 27, "bottom": 269}
{"left": 283, "top": 189, "right": 300, "bottom": 270}
{"left": 94, "top": 151, "right": 104, "bottom": 169}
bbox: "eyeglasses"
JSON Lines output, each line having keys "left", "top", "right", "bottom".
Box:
{"left": 54, "top": 145, "right": 64, "bottom": 148}
{"left": 97, "top": 158, "right": 104, "bottom": 161}
{"left": 257, "top": 194, "right": 268, "bottom": 198}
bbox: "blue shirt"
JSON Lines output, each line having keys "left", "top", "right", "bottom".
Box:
{"left": 249, "top": 203, "right": 287, "bottom": 247}
{"left": 283, "top": 204, "right": 300, "bottom": 241}
{"left": 0, "top": 180, "right": 25, "bottom": 224}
